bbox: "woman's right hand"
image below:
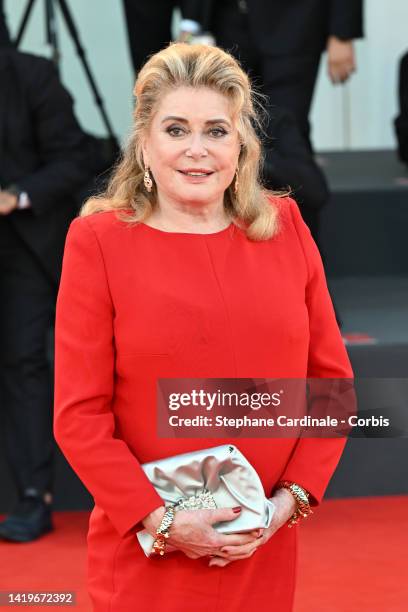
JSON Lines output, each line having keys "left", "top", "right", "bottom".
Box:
{"left": 142, "top": 506, "right": 262, "bottom": 559}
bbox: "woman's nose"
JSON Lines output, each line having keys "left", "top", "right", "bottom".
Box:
{"left": 186, "top": 133, "right": 208, "bottom": 157}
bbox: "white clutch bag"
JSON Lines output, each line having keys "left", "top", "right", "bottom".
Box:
{"left": 136, "top": 444, "right": 275, "bottom": 556}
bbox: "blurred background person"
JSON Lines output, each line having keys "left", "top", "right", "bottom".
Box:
{"left": 180, "top": 0, "right": 345, "bottom": 248}
{"left": 181, "top": 0, "right": 364, "bottom": 149}
{"left": 0, "top": 16, "right": 91, "bottom": 542}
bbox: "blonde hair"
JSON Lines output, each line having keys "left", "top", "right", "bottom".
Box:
{"left": 80, "top": 43, "right": 282, "bottom": 240}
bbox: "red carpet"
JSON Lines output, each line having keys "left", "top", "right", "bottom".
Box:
{"left": 0, "top": 512, "right": 91, "bottom": 611}
{"left": 0, "top": 496, "right": 407, "bottom": 611}
{"left": 294, "top": 495, "right": 408, "bottom": 612}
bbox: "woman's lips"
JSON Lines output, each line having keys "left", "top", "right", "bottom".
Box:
{"left": 177, "top": 169, "right": 215, "bottom": 181}
{"left": 178, "top": 170, "right": 214, "bottom": 176}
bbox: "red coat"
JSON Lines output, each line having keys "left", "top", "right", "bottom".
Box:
{"left": 54, "top": 197, "right": 352, "bottom": 611}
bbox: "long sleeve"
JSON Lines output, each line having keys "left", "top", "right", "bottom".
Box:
{"left": 278, "top": 198, "right": 354, "bottom": 505}
{"left": 328, "top": 0, "right": 364, "bottom": 41}
{"left": 54, "top": 216, "right": 164, "bottom": 537}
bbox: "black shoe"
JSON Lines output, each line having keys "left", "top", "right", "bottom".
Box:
{"left": 0, "top": 493, "right": 53, "bottom": 543}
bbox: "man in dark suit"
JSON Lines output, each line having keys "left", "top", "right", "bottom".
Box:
{"left": 181, "top": 0, "right": 364, "bottom": 147}
{"left": 0, "top": 39, "right": 90, "bottom": 541}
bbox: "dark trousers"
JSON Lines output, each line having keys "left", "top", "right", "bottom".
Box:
{"left": 0, "top": 217, "right": 55, "bottom": 499}
{"left": 122, "top": 0, "right": 177, "bottom": 73}
{"left": 0, "top": 0, "right": 11, "bottom": 47}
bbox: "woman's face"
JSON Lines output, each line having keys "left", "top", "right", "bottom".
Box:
{"left": 142, "top": 86, "right": 241, "bottom": 210}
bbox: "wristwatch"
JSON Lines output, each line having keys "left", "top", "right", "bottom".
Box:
{"left": 5, "top": 184, "right": 30, "bottom": 210}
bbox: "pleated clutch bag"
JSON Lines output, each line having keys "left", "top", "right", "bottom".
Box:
{"left": 136, "top": 444, "right": 275, "bottom": 556}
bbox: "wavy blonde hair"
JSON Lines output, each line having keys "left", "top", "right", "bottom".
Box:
{"left": 80, "top": 43, "right": 282, "bottom": 240}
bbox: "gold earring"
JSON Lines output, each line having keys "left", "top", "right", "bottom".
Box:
{"left": 144, "top": 167, "right": 153, "bottom": 193}
{"left": 234, "top": 168, "right": 239, "bottom": 194}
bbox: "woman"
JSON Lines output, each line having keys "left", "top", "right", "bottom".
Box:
{"left": 54, "top": 43, "right": 352, "bottom": 611}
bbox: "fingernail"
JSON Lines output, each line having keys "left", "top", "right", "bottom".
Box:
{"left": 232, "top": 506, "right": 242, "bottom": 513}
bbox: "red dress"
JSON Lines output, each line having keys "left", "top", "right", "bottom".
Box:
{"left": 54, "top": 197, "right": 352, "bottom": 612}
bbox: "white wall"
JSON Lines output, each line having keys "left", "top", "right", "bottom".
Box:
{"left": 5, "top": 0, "right": 408, "bottom": 151}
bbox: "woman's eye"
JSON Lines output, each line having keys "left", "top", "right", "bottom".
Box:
{"left": 167, "top": 126, "right": 185, "bottom": 137}
{"left": 209, "top": 128, "right": 227, "bottom": 137}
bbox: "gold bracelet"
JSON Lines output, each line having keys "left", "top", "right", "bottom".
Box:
{"left": 276, "top": 480, "right": 313, "bottom": 527}
{"left": 152, "top": 505, "right": 176, "bottom": 556}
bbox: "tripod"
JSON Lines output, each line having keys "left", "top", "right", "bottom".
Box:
{"left": 15, "top": 0, "right": 118, "bottom": 147}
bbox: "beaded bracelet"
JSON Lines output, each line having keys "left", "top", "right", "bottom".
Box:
{"left": 152, "top": 505, "right": 176, "bottom": 556}
{"left": 276, "top": 480, "right": 313, "bottom": 527}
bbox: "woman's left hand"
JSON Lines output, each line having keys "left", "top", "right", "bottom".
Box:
{"left": 208, "top": 488, "right": 297, "bottom": 567}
